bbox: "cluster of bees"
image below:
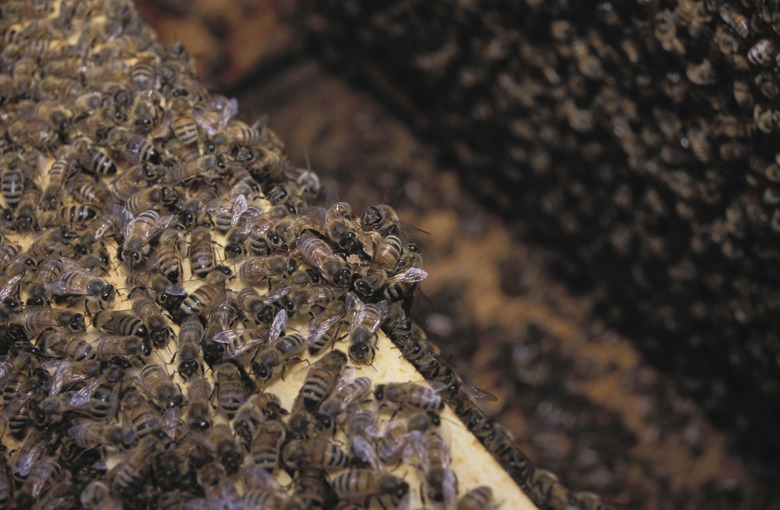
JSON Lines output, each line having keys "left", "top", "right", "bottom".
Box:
{"left": 298, "top": 0, "right": 780, "bottom": 475}
{"left": 0, "top": 1, "right": 527, "bottom": 509}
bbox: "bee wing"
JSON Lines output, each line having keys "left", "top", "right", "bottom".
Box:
{"left": 388, "top": 267, "right": 428, "bottom": 283}
{"left": 350, "top": 435, "right": 382, "bottom": 471}
{"left": 213, "top": 329, "right": 253, "bottom": 344}
{"left": 148, "top": 214, "right": 179, "bottom": 242}
{"left": 231, "top": 194, "right": 247, "bottom": 226}
{"left": 69, "top": 377, "right": 101, "bottom": 407}
{"left": 113, "top": 204, "right": 135, "bottom": 241}
{"left": 263, "top": 282, "right": 303, "bottom": 304}
{"left": 442, "top": 468, "right": 459, "bottom": 509}
{"left": 269, "top": 309, "right": 288, "bottom": 343}
{"left": 0, "top": 273, "right": 22, "bottom": 302}
{"left": 306, "top": 310, "right": 344, "bottom": 346}
{"left": 164, "top": 283, "right": 187, "bottom": 296}
{"left": 346, "top": 292, "right": 365, "bottom": 330}
{"left": 59, "top": 256, "right": 88, "bottom": 274}
{"left": 41, "top": 360, "right": 70, "bottom": 396}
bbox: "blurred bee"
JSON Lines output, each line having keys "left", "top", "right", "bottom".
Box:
{"left": 307, "top": 299, "right": 348, "bottom": 355}
{"left": 68, "top": 364, "right": 124, "bottom": 419}
{"left": 214, "top": 361, "right": 245, "bottom": 419}
{"left": 412, "top": 430, "right": 458, "bottom": 506}
{"left": 748, "top": 38, "right": 778, "bottom": 67}
{"left": 187, "top": 373, "right": 213, "bottom": 431}
{"left": 375, "top": 382, "right": 444, "bottom": 411}
{"left": 170, "top": 154, "right": 222, "bottom": 185}
{"left": 137, "top": 362, "right": 182, "bottom": 408}
{"left": 282, "top": 438, "right": 350, "bottom": 471}
{"left": 177, "top": 314, "right": 204, "bottom": 377}
{"left": 245, "top": 419, "right": 287, "bottom": 473}
{"left": 233, "top": 392, "right": 285, "bottom": 443}
{"left": 733, "top": 78, "right": 754, "bottom": 110}
{"left": 331, "top": 469, "right": 409, "bottom": 507}
{"left": 67, "top": 416, "right": 124, "bottom": 450}
{"left": 110, "top": 163, "right": 161, "bottom": 201}
{"left": 323, "top": 202, "right": 362, "bottom": 254}
{"left": 110, "top": 435, "right": 162, "bottom": 493}
{"left": 116, "top": 206, "right": 179, "bottom": 267}
{"left": 360, "top": 204, "right": 400, "bottom": 236}
{"left": 457, "top": 486, "right": 498, "bottom": 510}
{"left": 293, "top": 467, "right": 328, "bottom": 510}
{"left": 80, "top": 480, "right": 123, "bottom": 510}
{"left": 19, "top": 456, "right": 61, "bottom": 500}
{"left": 75, "top": 139, "right": 118, "bottom": 176}
{"left": 131, "top": 55, "right": 157, "bottom": 92}
{"left": 189, "top": 226, "right": 215, "bottom": 278}
{"left": 346, "top": 292, "right": 389, "bottom": 364}
{"left": 130, "top": 90, "right": 163, "bottom": 134}
{"left": 131, "top": 290, "right": 171, "bottom": 346}
{"left": 296, "top": 232, "right": 351, "bottom": 286}
{"left": 524, "top": 469, "right": 569, "bottom": 509}
{"left": 10, "top": 428, "right": 46, "bottom": 481}
{"left": 686, "top": 59, "right": 716, "bottom": 86}
{"left": 41, "top": 358, "right": 101, "bottom": 397}
{"left": 317, "top": 376, "right": 372, "bottom": 430}
{"left": 197, "top": 462, "right": 242, "bottom": 510}
{"left": 154, "top": 229, "right": 182, "bottom": 281}
{"left": 94, "top": 334, "right": 144, "bottom": 361}
{"left": 93, "top": 309, "right": 148, "bottom": 338}
{"left": 45, "top": 257, "right": 115, "bottom": 307}
{"left": 208, "top": 423, "right": 244, "bottom": 475}
{"left": 124, "top": 185, "right": 179, "bottom": 215}
{"left": 300, "top": 350, "right": 347, "bottom": 410}
{"left": 251, "top": 333, "right": 308, "bottom": 384}
{"left": 169, "top": 95, "right": 200, "bottom": 147}
{"left": 237, "top": 286, "right": 276, "bottom": 324}
{"left": 720, "top": 4, "right": 750, "bottom": 38}
{"left": 14, "top": 184, "right": 42, "bottom": 231}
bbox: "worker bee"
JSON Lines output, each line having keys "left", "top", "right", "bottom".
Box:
{"left": 75, "top": 139, "right": 118, "bottom": 176}
{"left": 130, "top": 90, "right": 163, "bottom": 134}
{"left": 524, "top": 468, "right": 569, "bottom": 509}
{"left": 296, "top": 232, "right": 351, "bottom": 286}
{"left": 179, "top": 282, "right": 220, "bottom": 319}
{"left": 282, "top": 438, "right": 350, "bottom": 471}
{"left": 177, "top": 314, "right": 204, "bottom": 377}
{"left": 93, "top": 309, "right": 148, "bottom": 338}
{"left": 237, "top": 286, "right": 276, "bottom": 324}
{"left": 67, "top": 417, "right": 123, "bottom": 449}
{"left": 45, "top": 257, "right": 115, "bottom": 307}
{"left": 106, "top": 126, "right": 161, "bottom": 165}
{"left": 300, "top": 350, "right": 347, "bottom": 410}
{"left": 330, "top": 469, "right": 409, "bottom": 507}
{"left": 360, "top": 204, "right": 400, "bottom": 236}
{"left": 169, "top": 95, "right": 200, "bottom": 147}
{"left": 346, "top": 292, "right": 389, "bottom": 364}
{"left": 68, "top": 364, "right": 124, "bottom": 419}
{"left": 197, "top": 462, "right": 242, "bottom": 510}
{"left": 138, "top": 362, "right": 182, "bottom": 409}
{"left": 720, "top": 4, "right": 750, "bottom": 38}
{"left": 233, "top": 392, "right": 285, "bottom": 443}
{"left": 14, "top": 184, "right": 42, "bottom": 231}
{"left": 237, "top": 255, "right": 297, "bottom": 282}
{"left": 124, "top": 185, "right": 179, "bottom": 215}
{"left": 110, "top": 435, "right": 162, "bottom": 493}
{"left": 293, "top": 467, "right": 328, "bottom": 510}
{"left": 130, "top": 55, "right": 157, "bottom": 92}
{"left": 117, "top": 206, "right": 179, "bottom": 267}
{"left": 187, "top": 373, "right": 213, "bottom": 431}
{"left": 307, "top": 299, "right": 348, "bottom": 355}
{"left": 1, "top": 160, "right": 24, "bottom": 209}
{"left": 322, "top": 202, "right": 362, "bottom": 254}
{"left": 37, "top": 331, "right": 93, "bottom": 361}
{"left": 10, "top": 428, "right": 46, "bottom": 481}
{"left": 214, "top": 361, "right": 245, "bottom": 419}
{"left": 153, "top": 229, "right": 182, "bottom": 282}
{"left": 41, "top": 358, "right": 101, "bottom": 396}
{"left": 94, "top": 334, "right": 144, "bottom": 361}
{"left": 456, "top": 486, "right": 498, "bottom": 510}
{"left": 317, "top": 376, "right": 372, "bottom": 430}
{"left": 206, "top": 193, "right": 247, "bottom": 234}
{"left": 251, "top": 333, "right": 308, "bottom": 384}
{"left": 748, "top": 38, "right": 778, "bottom": 67}
{"left": 18, "top": 456, "right": 60, "bottom": 499}
{"left": 208, "top": 423, "right": 244, "bottom": 475}
{"left": 685, "top": 59, "right": 716, "bottom": 86}
{"left": 412, "top": 429, "right": 458, "bottom": 505}
{"left": 126, "top": 269, "right": 178, "bottom": 301}
{"left": 131, "top": 290, "right": 171, "bottom": 346}
{"left": 375, "top": 382, "right": 444, "bottom": 411}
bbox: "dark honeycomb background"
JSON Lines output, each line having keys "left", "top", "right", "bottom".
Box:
{"left": 140, "top": 0, "right": 780, "bottom": 508}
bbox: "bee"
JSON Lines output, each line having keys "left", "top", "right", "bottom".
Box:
{"left": 720, "top": 4, "right": 750, "bottom": 38}
{"left": 110, "top": 435, "right": 162, "bottom": 493}
{"left": 20, "top": 456, "right": 61, "bottom": 499}
{"left": 41, "top": 256, "right": 115, "bottom": 306}
{"left": 685, "top": 59, "right": 716, "bottom": 86}
{"left": 14, "top": 184, "right": 42, "bottom": 231}
{"left": 138, "top": 362, "right": 182, "bottom": 408}
{"left": 384, "top": 267, "right": 429, "bottom": 301}
{"left": 524, "top": 469, "right": 569, "bottom": 509}
{"left": 296, "top": 232, "right": 351, "bottom": 286}
{"left": 224, "top": 204, "right": 265, "bottom": 257}
{"left": 68, "top": 364, "right": 124, "bottom": 419}
{"left": 317, "top": 376, "right": 372, "bottom": 430}
{"left": 131, "top": 290, "right": 171, "bottom": 346}
{"left": 94, "top": 334, "right": 144, "bottom": 361}
{"left": 154, "top": 229, "right": 182, "bottom": 282}
{"left": 38, "top": 331, "right": 94, "bottom": 361}
{"left": 237, "top": 286, "right": 276, "bottom": 324}
{"left": 80, "top": 481, "right": 123, "bottom": 509}
{"left": 179, "top": 282, "right": 220, "bottom": 319}
{"left": 169, "top": 95, "right": 200, "bottom": 147}
{"left": 214, "top": 361, "right": 245, "bottom": 419}
{"left": 197, "top": 462, "right": 242, "bottom": 510}
{"left": 733, "top": 78, "right": 754, "bottom": 110}
{"left": 282, "top": 438, "right": 350, "bottom": 471}
{"left": 412, "top": 430, "right": 458, "bottom": 505}
{"left": 122, "top": 390, "right": 162, "bottom": 440}
{"left": 238, "top": 255, "right": 298, "bottom": 283}
{"left": 375, "top": 382, "right": 444, "bottom": 411}
{"left": 177, "top": 314, "right": 204, "bottom": 377}
{"left": 331, "top": 469, "right": 409, "bottom": 507}
{"left": 67, "top": 417, "right": 123, "bottom": 449}
{"left": 208, "top": 423, "right": 244, "bottom": 475}
{"left": 77, "top": 140, "right": 118, "bottom": 176}
{"left": 225, "top": 119, "right": 262, "bottom": 145}
{"left": 251, "top": 333, "right": 308, "bottom": 384}
{"left": 125, "top": 270, "right": 179, "bottom": 303}
{"left": 189, "top": 226, "right": 215, "bottom": 278}
{"left": 346, "top": 292, "right": 389, "bottom": 364}
{"left": 41, "top": 358, "right": 101, "bottom": 396}
{"left": 226, "top": 165, "right": 262, "bottom": 199}
{"left": 206, "top": 193, "right": 247, "bottom": 234}
{"left": 131, "top": 55, "right": 157, "bottom": 92}
{"left": 170, "top": 154, "right": 222, "bottom": 184}
{"left": 130, "top": 90, "right": 163, "bottom": 134}
{"left": 11, "top": 429, "right": 47, "bottom": 481}
{"left": 117, "top": 206, "right": 179, "bottom": 267}
{"left": 213, "top": 324, "right": 272, "bottom": 360}
{"left": 300, "top": 350, "right": 347, "bottom": 410}
{"left": 307, "top": 299, "right": 348, "bottom": 356}
{"left": 50, "top": 204, "right": 100, "bottom": 226}
{"left": 748, "top": 38, "right": 778, "bottom": 67}
{"left": 0, "top": 239, "right": 22, "bottom": 270}
{"left": 40, "top": 158, "right": 73, "bottom": 210}
{"left": 1, "top": 160, "right": 24, "bottom": 209}
{"left": 124, "top": 185, "right": 179, "bottom": 215}
{"left": 324, "top": 202, "right": 362, "bottom": 254}
{"left": 187, "top": 373, "right": 213, "bottom": 431}
{"left": 233, "top": 392, "right": 285, "bottom": 443}
{"left": 457, "top": 486, "right": 498, "bottom": 510}
{"left": 93, "top": 309, "right": 148, "bottom": 338}
{"left": 360, "top": 204, "right": 400, "bottom": 236}
{"left": 293, "top": 467, "right": 328, "bottom": 510}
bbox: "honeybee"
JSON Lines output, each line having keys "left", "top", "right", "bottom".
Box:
{"left": 232, "top": 391, "right": 285, "bottom": 443}
{"left": 93, "top": 309, "right": 148, "bottom": 338}
{"left": 125, "top": 270, "right": 177, "bottom": 300}
{"left": 206, "top": 193, "right": 246, "bottom": 234}
{"left": 296, "top": 232, "right": 351, "bottom": 286}
{"left": 131, "top": 290, "right": 171, "bottom": 346}
{"left": 80, "top": 480, "right": 123, "bottom": 510}
{"left": 238, "top": 255, "right": 298, "bottom": 284}
{"left": 748, "top": 38, "right": 777, "bottom": 66}
{"left": 76, "top": 140, "right": 118, "bottom": 176}
{"left": 223, "top": 204, "right": 265, "bottom": 257}
{"left": 187, "top": 372, "right": 213, "bottom": 431}
{"left": 130, "top": 90, "right": 163, "bottom": 134}
{"left": 117, "top": 206, "right": 179, "bottom": 267}
{"left": 346, "top": 292, "right": 389, "bottom": 364}
{"left": 720, "top": 4, "right": 750, "bottom": 38}
{"left": 300, "top": 350, "right": 347, "bottom": 410}
{"left": 330, "top": 469, "right": 409, "bottom": 507}
{"left": 188, "top": 226, "right": 215, "bottom": 278}
{"left": 214, "top": 361, "right": 245, "bottom": 419}
{"left": 322, "top": 202, "right": 362, "bottom": 254}
{"left": 67, "top": 417, "right": 123, "bottom": 449}
{"left": 169, "top": 95, "right": 200, "bottom": 147}
{"left": 457, "top": 486, "right": 498, "bottom": 510}
{"left": 360, "top": 204, "right": 400, "bottom": 236}
{"left": 316, "top": 376, "right": 372, "bottom": 430}
{"left": 44, "top": 257, "right": 115, "bottom": 307}
{"left": 37, "top": 331, "right": 94, "bottom": 361}
{"left": 293, "top": 467, "right": 328, "bottom": 510}
{"left": 307, "top": 299, "right": 348, "bottom": 355}
{"left": 524, "top": 468, "right": 569, "bottom": 509}
{"left": 10, "top": 428, "right": 46, "bottom": 480}
{"left": 110, "top": 163, "right": 162, "bottom": 201}
{"left": 68, "top": 364, "right": 124, "bottom": 419}
{"left": 124, "top": 185, "right": 179, "bottom": 215}
{"left": 179, "top": 282, "right": 220, "bottom": 319}
{"left": 208, "top": 423, "right": 244, "bottom": 475}
{"left": 154, "top": 229, "right": 182, "bottom": 281}
{"left": 105, "top": 126, "right": 161, "bottom": 165}
{"left": 94, "top": 334, "right": 144, "bottom": 361}
{"left": 138, "top": 362, "right": 182, "bottom": 409}
{"left": 41, "top": 358, "right": 101, "bottom": 396}
{"left": 19, "top": 456, "right": 60, "bottom": 499}
{"left": 374, "top": 382, "right": 444, "bottom": 411}
{"left": 237, "top": 286, "right": 276, "bottom": 324}
{"left": 197, "top": 462, "right": 242, "bottom": 510}
{"left": 214, "top": 323, "right": 273, "bottom": 360}
{"left": 251, "top": 333, "right": 308, "bottom": 384}
{"left": 14, "top": 184, "right": 42, "bottom": 231}
{"left": 110, "top": 435, "right": 162, "bottom": 493}
{"left": 177, "top": 314, "right": 204, "bottom": 377}
{"left": 412, "top": 430, "right": 458, "bottom": 506}
{"left": 282, "top": 438, "right": 350, "bottom": 471}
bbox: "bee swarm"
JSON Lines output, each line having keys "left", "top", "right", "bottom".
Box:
{"left": 0, "top": 1, "right": 535, "bottom": 509}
